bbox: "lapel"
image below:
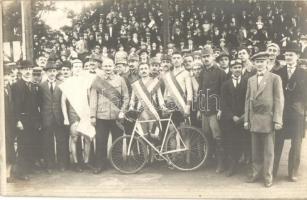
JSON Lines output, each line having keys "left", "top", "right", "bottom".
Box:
{"left": 287, "top": 65, "right": 298, "bottom": 83}
{"left": 255, "top": 71, "right": 270, "bottom": 98}
{"left": 42, "top": 81, "right": 52, "bottom": 98}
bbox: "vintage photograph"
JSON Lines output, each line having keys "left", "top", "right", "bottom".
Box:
{"left": 1, "top": 0, "right": 307, "bottom": 198}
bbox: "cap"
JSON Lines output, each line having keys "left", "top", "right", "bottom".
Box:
{"left": 138, "top": 49, "right": 149, "bottom": 56}
{"left": 128, "top": 53, "right": 139, "bottom": 61}
{"left": 237, "top": 45, "right": 250, "bottom": 54}
{"left": 85, "top": 54, "right": 102, "bottom": 63}
{"left": 266, "top": 42, "right": 280, "bottom": 51}
{"left": 17, "top": 60, "right": 33, "bottom": 69}
{"left": 230, "top": 59, "right": 243, "bottom": 67}
{"left": 161, "top": 54, "right": 172, "bottom": 61}
{"left": 116, "top": 58, "right": 127, "bottom": 65}
{"left": 250, "top": 51, "right": 270, "bottom": 61}
{"left": 216, "top": 52, "right": 230, "bottom": 62}
{"left": 44, "top": 61, "right": 58, "bottom": 71}
{"left": 201, "top": 46, "right": 214, "bottom": 55}
{"left": 61, "top": 61, "right": 72, "bottom": 69}
{"left": 150, "top": 57, "right": 160, "bottom": 65}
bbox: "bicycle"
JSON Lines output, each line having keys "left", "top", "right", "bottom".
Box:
{"left": 109, "top": 110, "right": 209, "bottom": 174}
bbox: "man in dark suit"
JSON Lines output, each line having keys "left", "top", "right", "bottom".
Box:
{"left": 221, "top": 59, "right": 247, "bottom": 177}
{"left": 11, "top": 60, "right": 41, "bottom": 180}
{"left": 38, "top": 61, "right": 68, "bottom": 173}
{"left": 244, "top": 52, "right": 284, "bottom": 187}
{"left": 273, "top": 43, "right": 307, "bottom": 182}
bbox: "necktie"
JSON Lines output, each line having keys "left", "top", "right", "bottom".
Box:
{"left": 288, "top": 67, "right": 293, "bottom": 79}
{"left": 50, "top": 82, "right": 54, "bottom": 95}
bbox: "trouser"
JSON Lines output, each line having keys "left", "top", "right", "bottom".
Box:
{"left": 251, "top": 132, "right": 275, "bottom": 182}
{"left": 274, "top": 123, "right": 304, "bottom": 178}
{"left": 274, "top": 111, "right": 304, "bottom": 178}
{"left": 16, "top": 126, "right": 38, "bottom": 175}
{"left": 43, "top": 123, "right": 69, "bottom": 169}
{"left": 224, "top": 125, "right": 245, "bottom": 163}
{"left": 95, "top": 119, "right": 123, "bottom": 168}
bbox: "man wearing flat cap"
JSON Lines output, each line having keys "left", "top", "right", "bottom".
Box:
{"left": 244, "top": 51, "right": 284, "bottom": 187}
{"left": 160, "top": 54, "right": 173, "bottom": 74}
{"left": 38, "top": 61, "right": 68, "bottom": 173}
{"left": 11, "top": 60, "right": 41, "bottom": 180}
{"left": 149, "top": 57, "right": 161, "bottom": 78}
{"left": 221, "top": 59, "right": 248, "bottom": 177}
{"left": 198, "top": 45, "right": 227, "bottom": 174}
{"left": 273, "top": 42, "right": 307, "bottom": 182}
{"left": 115, "top": 59, "right": 127, "bottom": 76}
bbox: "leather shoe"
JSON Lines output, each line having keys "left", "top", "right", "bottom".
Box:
{"left": 15, "top": 174, "right": 30, "bottom": 181}
{"left": 246, "top": 175, "right": 258, "bottom": 183}
{"left": 264, "top": 180, "right": 273, "bottom": 188}
{"left": 93, "top": 167, "right": 104, "bottom": 174}
{"left": 288, "top": 176, "right": 298, "bottom": 182}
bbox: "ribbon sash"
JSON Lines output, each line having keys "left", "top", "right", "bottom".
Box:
{"left": 164, "top": 71, "right": 187, "bottom": 112}
{"left": 131, "top": 78, "right": 161, "bottom": 128}
{"left": 92, "top": 76, "right": 122, "bottom": 110}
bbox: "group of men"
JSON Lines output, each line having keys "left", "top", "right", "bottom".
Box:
{"left": 4, "top": 41, "right": 307, "bottom": 188}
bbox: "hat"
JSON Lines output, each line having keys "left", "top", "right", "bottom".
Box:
{"left": 85, "top": 54, "right": 102, "bottom": 63}
{"left": 71, "top": 59, "right": 83, "bottom": 66}
{"left": 128, "top": 53, "right": 139, "bottom": 61}
{"left": 138, "top": 49, "right": 149, "bottom": 56}
{"left": 237, "top": 45, "right": 250, "bottom": 54}
{"left": 116, "top": 58, "right": 127, "bottom": 65}
{"left": 161, "top": 54, "right": 172, "bottom": 61}
{"left": 216, "top": 52, "right": 230, "bottom": 62}
{"left": 172, "top": 49, "right": 182, "bottom": 55}
{"left": 17, "top": 60, "right": 33, "bottom": 69}
{"left": 44, "top": 61, "right": 58, "bottom": 71}
{"left": 266, "top": 42, "right": 280, "bottom": 51}
{"left": 250, "top": 51, "right": 270, "bottom": 61}
{"left": 201, "top": 46, "right": 214, "bottom": 55}
{"left": 167, "top": 43, "right": 175, "bottom": 49}
{"left": 150, "top": 57, "right": 160, "bottom": 65}
{"left": 61, "top": 61, "right": 72, "bottom": 69}
{"left": 283, "top": 42, "right": 301, "bottom": 54}
{"left": 4, "top": 62, "right": 16, "bottom": 75}
{"left": 32, "top": 66, "right": 43, "bottom": 75}
{"left": 192, "top": 50, "right": 202, "bottom": 57}
{"left": 230, "top": 59, "right": 243, "bottom": 67}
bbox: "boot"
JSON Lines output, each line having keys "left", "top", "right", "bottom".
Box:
{"left": 215, "top": 139, "right": 225, "bottom": 174}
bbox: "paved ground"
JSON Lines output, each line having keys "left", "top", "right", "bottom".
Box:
{"left": 3, "top": 139, "right": 307, "bottom": 199}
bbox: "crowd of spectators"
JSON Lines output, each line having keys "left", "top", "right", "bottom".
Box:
{"left": 33, "top": 0, "right": 307, "bottom": 64}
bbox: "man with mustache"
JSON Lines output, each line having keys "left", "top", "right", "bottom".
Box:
{"left": 129, "top": 63, "right": 165, "bottom": 140}
{"left": 123, "top": 53, "right": 141, "bottom": 96}
{"left": 11, "top": 60, "right": 41, "bottom": 180}
{"left": 89, "top": 58, "right": 129, "bottom": 174}
{"left": 244, "top": 52, "right": 284, "bottom": 187}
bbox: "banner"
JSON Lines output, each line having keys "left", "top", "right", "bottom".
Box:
{"left": 59, "top": 72, "right": 96, "bottom": 138}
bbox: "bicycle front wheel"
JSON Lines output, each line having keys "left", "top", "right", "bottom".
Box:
{"left": 109, "top": 135, "right": 148, "bottom": 174}
{"left": 165, "top": 126, "right": 209, "bottom": 171}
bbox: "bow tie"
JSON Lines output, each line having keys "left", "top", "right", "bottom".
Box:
{"left": 257, "top": 73, "right": 264, "bottom": 76}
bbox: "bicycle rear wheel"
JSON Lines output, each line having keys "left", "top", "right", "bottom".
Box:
{"left": 165, "top": 125, "right": 209, "bottom": 171}
{"left": 109, "top": 135, "right": 148, "bottom": 174}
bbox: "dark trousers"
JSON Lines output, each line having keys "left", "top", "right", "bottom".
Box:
{"left": 274, "top": 112, "right": 304, "bottom": 177}
{"left": 43, "top": 123, "right": 69, "bottom": 169}
{"left": 16, "top": 126, "right": 38, "bottom": 175}
{"left": 95, "top": 119, "right": 123, "bottom": 168}
{"left": 224, "top": 124, "right": 245, "bottom": 163}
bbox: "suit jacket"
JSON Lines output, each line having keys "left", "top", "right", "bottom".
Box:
{"left": 11, "top": 79, "right": 41, "bottom": 130}
{"left": 275, "top": 66, "right": 307, "bottom": 116}
{"left": 221, "top": 77, "right": 247, "bottom": 122}
{"left": 275, "top": 65, "right": 307, "bottom": 138}
{"left": 244, "top": 71, "right": 284, "bottom": 133}
{"left": 38, "top": 80, "right": 64, "bottom": 127}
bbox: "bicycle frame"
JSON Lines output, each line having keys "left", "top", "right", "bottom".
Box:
{"left": 126, "top": 113, "right": 188, "bottom": 161}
